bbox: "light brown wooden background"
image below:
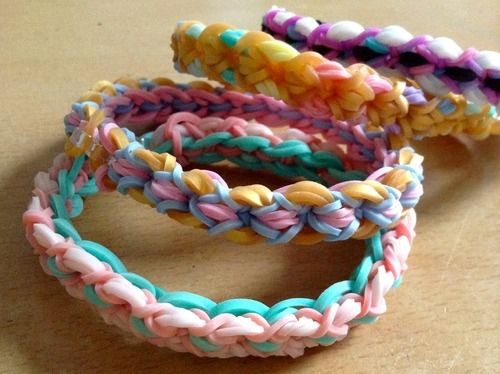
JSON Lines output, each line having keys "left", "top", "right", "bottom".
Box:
{"left": 1, "top": 1, "right": 499, "bottom": 373}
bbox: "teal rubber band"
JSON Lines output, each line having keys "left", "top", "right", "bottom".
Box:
{"left": 140, "top": 132, "right": 154, "bottom": 149}
{"left": 78, "top": 179, "right": 99, "bottom": 196}
{"left": 221, "top": 68, "right": 236, "bottom": 84}
{"left": 249, "top": 341, "right": 281, "bottom": 352}
{"left": 286, "top": 164, "right": 322, "bottom": 181}
{"left": 58, "top": 170, "right": 74, "bottom": 201}
{"left": 224, "top": 135, "right": 271, "bottom": 152}
{"left": 122, "top": 272, "right": 157, "bottom": 296}
{"left": 393, "top": 276, "right": 403, "bottom": 288}
{"left": 237, "top": 152, "right": 261, "bottom": 165}
{"left": 130, "top": 316, "right": 157, "bottom": 338}
{"left": 314, "top": 335, "right": 336, "bottom": 345}
{"left": 488, "top": 105, "right": 497, "bottom": 117}
{"left": 158, "top": 291, "right": 216, "bottom": 311}
{"left": 299, "top": 151, "right": 344, "bottom": 170}
{"left": 265, "top": 297, "right": 315, "bottom": 323}
{"left": 353, "top": 315, "right": 378, "bottom": 325}
{"left": 83, "top": 284, "right": 111, "bottom": 308}
{"left": 50, "top": 194, "right": 69, "bottom": 221}
{"left": 53, "top": 218, "right": 82, "bottom": 242}
{"left": 190, "top": 335, "right": 221, "bottom": 352}
{"left": 370, "top": 232, "right": 384, "bottom": 262}
{"left": 153, "top": 140, "right": 174, "bottom": 154}
{"left": 266, "top": 307, "right": 298, "bottom": 324}
{"left": 67, "top": 155, "right": 86, "bottom": 182}
{"left": 154, "top": 286, "right": 169, "bottom": 299}
{"left": 194, "top": 153, "right": 225, "bottom": 165}
{"left": 77, "top": 240, "right": 128, "bottom": 273}
{"left": 227, "top": 155, "right": 262, "bottom": 170}
{"left": 146, "top": 130, "right": 370, "bottom": 187}
{"left": 363, "top": 37, "right": 390, "bottom": 54}
{"left": 208, "top": 298, "right": 269, "bottom": 318}
{"left": 191, "top": 132, "right": 233, "bottom": 149}
{"left": 351, "top": 258, "right": 373, "bottom": 295}
{"left": 219, "top": 29, "right": 246, "bottom": 47}
{"left": 69, "top": 194, "right": 84, "bottom": 218}
{"left": 327, "top": 168, "right": 367, "bottom": 182}
{"left": 262, "top": 140, "right": 312, "bottom": 158}
{"left": 313, "top": 280, "right": 352, "bottom": 313}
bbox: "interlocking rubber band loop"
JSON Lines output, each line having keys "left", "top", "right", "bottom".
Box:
{"left": 171, "top": 21, "right": 500, "bottom": 144}
{"left": 64, "top": 78, "right": 424, "bottom": 245}
{"left": 262, "top": 6, "right": 500, "bottom": 110}
{"left": 24, "top": 151, "right": 418, "bottom": 357}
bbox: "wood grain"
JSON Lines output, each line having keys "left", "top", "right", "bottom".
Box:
{"left": 1, "top": 1, "right": 499, "bottom": 372}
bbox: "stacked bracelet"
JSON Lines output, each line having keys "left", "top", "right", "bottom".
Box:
{"left": 262, "top": 6, "right": 500, "bottom": 110}
{"left": 64, "top": 78, "right": 423, "bottom": 244}
{"left": 23, "top": 13, "right": 435, "bottom": 357}
{"left": 24, "top": 139, "right": 418, "bottom": 358}
{"left": 21, "top": 5, "right": 497, "bottom": 359}
{"left": 171, "top": 21, "right": 500, "bottom": 143}
{"left": 23, "top": 70, "right": 424, "bottom": 356}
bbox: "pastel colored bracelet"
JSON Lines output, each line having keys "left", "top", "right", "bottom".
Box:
{"left": 69, "top": 77, "right": 426, "bottom": 152}
{"left": 64, "top": 79, "right": 424, "bottom": 244}
{"left": 24, "top": 62, "right": 425, "bottom": 356}
{"left": 65, "top": 77, "right": 377, "bottom": 139}
{"left": 262, "top": 6, "right": 500, "bottom": 109}
{"left": 171, "top": 21, "right": 500, "bottom": 143}
{"left": 23, "top": 150, "right": 417, "bottom": 358}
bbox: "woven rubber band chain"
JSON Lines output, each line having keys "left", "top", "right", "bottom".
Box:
{"left": 171, "top": 21, "right": 500, "bottom": 145}
{"left": 64, "top": 78, "right": 424, "bottom": 244}
{"left": 24, "top": 72, "right": 424, "bottom": 357}
{"left": 262, "top": 6, "right": 500, "bottom": 110}
{"left": 260, "top": 7, "right": 500, "bottom": 143}
{"left": 20, "top": 7, "right": 499, "bottom": 359}
{"left": 23, "top": 155, "right": 417, "bottom": 357}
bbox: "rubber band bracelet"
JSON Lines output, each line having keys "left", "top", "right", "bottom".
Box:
{"left": 64, "top": 79, "right": 424, "bottom": 244}
{"left": 171, "top": 21, "right": 500, "bottom": 144}
{"left": 260, "top": 7, "right": 500, "bottom": 142}
{"left": 262, "top": 6, "right": 500, "bottom": 109}
{"left": 65, "top": 77, "right": 387, "bottom": 141}
{"left": 65, "top": 77, "right": 431, "bottom": 152}
{"left": 23, "top": 151, "right": 417, "bottom": 358}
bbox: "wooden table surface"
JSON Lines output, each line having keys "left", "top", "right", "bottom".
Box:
{"left": 1, "top": 1, "right": 499, "bottom": 372}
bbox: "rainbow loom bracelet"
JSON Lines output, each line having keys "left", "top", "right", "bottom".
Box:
{"left": 64, "top": 79, "right": 424, "bottom": 244}
{"left": 261, "top": 7, "right": 500, "bottom": 140}
{"left": 262, "top": 6, "right": 500, "bottom": 110}
{"left": 65, "top": 77, "right": 390, "bottom": 139}
{"left": 24, "top": 150, "right": 418, "bottom": 358}
{"left": 171, "top": 21, "right": 500, "bottom": 143}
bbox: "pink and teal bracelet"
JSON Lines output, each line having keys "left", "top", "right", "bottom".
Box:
{"left": 262, "top": 6, "right": 500, "bottom": 110}
{"left": 24, "top": 73, "right": 424, "bottom": 357}
{"left": 24, "top": 147, "right": 418, "bottom": 358}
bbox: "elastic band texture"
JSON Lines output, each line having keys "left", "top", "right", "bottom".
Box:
{"left": 171, "top": 21, "right": 500, "bottom": 143}
{"left": 262, "top": 6, "right": 500, "bottom": 110}
{"left": 65, "top": 77, "right": 377, "bottom": 141}
{"left": 64, "top": 79, "right": 424, "bottom": 245}
{"left": 24, "top": 152, "right": 417, "bottom": 357}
